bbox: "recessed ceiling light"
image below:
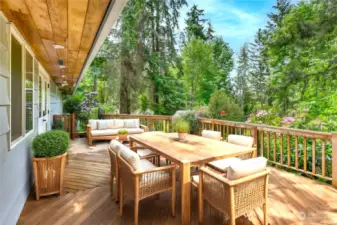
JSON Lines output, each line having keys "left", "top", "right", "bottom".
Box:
{"left": 53, "top": 44, "right": 64, "bottom": 49}
{"left": 61, "top": 75, "right": 65, "bottom": 78}
{"left": 59, "top": 65, "right": 66, "bottom": 69}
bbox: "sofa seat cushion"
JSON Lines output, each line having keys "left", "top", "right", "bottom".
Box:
{"left": 91, "top": 129, "right": 119, "bottom": 136}
{"left": 201, "top": 130, "right": 222, "bottom": 141}
{"left": 126, "top": 128, "right": 145, "bottom": 134}
{"left": 227, "top": 157, "right": 267, "bottom": 180}
{"left": 207, "top": 157, "right": 241, "bottom": 172}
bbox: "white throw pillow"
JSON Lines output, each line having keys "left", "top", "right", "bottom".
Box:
{"left": 88, "top": 120, "right": 98, "bottom": 130}
{"left": 113, "top": 119, "right": 124, "bottom": 129}
{"left": 201, "top": 130, "right": 222, "bottom": 141}
{"left": 227, "top": 157, "right": 267, "bottom": 180}
{"left": 124, "top": 119, "right": 140, "bottom": 128}
{"left": 106, "top": 120, "right": 115, "bottom": 129}
{"left": 228, "top": 135, "right": 254, "bottom": 147}
{"left": 120, "top": 145, "right": 141, "bottom": 171}
{"left": 109, "top": 140, "right": 123, "bottom": 155}
{"left": 97, "top": 120, "right": 108, "bottom": 130}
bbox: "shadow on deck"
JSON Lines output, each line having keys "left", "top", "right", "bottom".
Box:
{"left": 18, "top": 138, "right": 337, "bottom": 225}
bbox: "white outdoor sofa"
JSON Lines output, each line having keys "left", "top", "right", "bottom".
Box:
{"left": 86, "top": 119, "right": 148, "bottom": 146}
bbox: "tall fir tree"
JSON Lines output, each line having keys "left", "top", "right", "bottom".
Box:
{"left": 248, "top": 29, "right": 270, "bottom": 106}
{"left": 185, "top": 5, "right": 207, "bottom": 40}
{"left": 267, "top": 0, "right": 293, "bottom": 30}
{"left": 206, "top": 21, "right": 215, "bottom": 41}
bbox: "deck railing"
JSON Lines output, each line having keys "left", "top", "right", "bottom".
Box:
{"left": 53, "top": 113, "right": 336, "bottom": 187}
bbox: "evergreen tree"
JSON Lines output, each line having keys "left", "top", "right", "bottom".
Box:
{"left": 267, "top": 0, "right": 293, "bottom": 30}
{"left": 206, "top": 21, "right": 215, "bottom": 41}
{"left": 248, "top": 29, "right": 269, "bottom": 106}
{"left": 234, "top": 44, "right": 250, "bottom": 112}
{"left": 185, "top": 5, "right": 207, "bottom": 40}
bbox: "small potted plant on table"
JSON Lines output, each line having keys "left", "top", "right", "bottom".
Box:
{"left": 32, "top": 130, "right": 70, "bottom": 200}
{"left": 118, "top": 129, "right": 128, "bottom": 142}
{"left": 173, "top": 119, "right": 190, "bottom": 141}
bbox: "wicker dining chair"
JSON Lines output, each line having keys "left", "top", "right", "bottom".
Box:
{"left": 118, "top": 149, "right": 177, "bottom": 225}
{"left": 198, "top": 165, "right": 270, "bottom": 225}
{"left": 206, "top": 134, "right": 256, "bottom": 174}
{"left": 108, "top": 141, "right": 121, "bottom": 202}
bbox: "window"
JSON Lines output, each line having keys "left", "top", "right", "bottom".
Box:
{"left": 39, "top": 76, "right": 42, "bottom": 117}
{"left": 10, "top": 35, "right": 23, "bottom": 142}
{"left": 25, "top": 50, "right": 33, "bottom": 133}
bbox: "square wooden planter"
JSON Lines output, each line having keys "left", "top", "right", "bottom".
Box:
{"left": 32, "top": 153, "right": 67, "bottom": 200}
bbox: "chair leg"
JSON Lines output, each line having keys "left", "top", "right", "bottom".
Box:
{"left": 134, "top": 199, "right": 139, "bottom": 225}
{"left": 119, "top": 183, "right": 123, "bottom": 216}
{"left": 198, "top": 187, "right": 203, "bottom": 224}
{"left": 115, "top": 175, "right": 120, "bottom": 203}
{"left": 263, "top": 203, "right": 268, "bottom": 225}
{"left": 172, "top": 174, "right": 176, "bottom": 217}
{"left": 111, "top": 175, "right": 114, "bottom": 197}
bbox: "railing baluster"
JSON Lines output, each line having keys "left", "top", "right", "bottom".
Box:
{"left": 295, "top": 136, "right": 299, "bottom": 169}
{"left": 312, "top": 138, "right": 316, "bottom": 174}
{"left": 267, "top": 132, "right": 270, "bottom": 160}
{"left": 261, "top": 131, "right": 264, "bottom": 157}
{"left": 280, "top": 134, "right": 283, "bottom": 164}
{"left": 287, "top": 135, "right": 291, "bottom": 167}
{"left": 273, "top": 132, "right": 277, "bottom": 162}
{"left": 322, "top": 140, "right": 326, "bottom": 177}
{"left": 304, "top": 137, "right": 307, "bottom": 172}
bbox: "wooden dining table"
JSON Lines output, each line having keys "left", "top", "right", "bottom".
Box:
{"left": 129, "top": 132, "right": 256, "bottom": 225}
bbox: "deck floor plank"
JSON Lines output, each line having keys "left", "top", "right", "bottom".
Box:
{"left": 17, "top": 139, "right": 337, "bottom": 225}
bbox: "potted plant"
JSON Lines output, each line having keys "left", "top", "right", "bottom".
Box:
{"left": 173, "top": 119, "right": 190, "bottom": 141}
{"left": 118, "top": 129, "right": 128, "bottom": 141}
{"left": 32, "top": 130, "right": 70, "bottom": 200}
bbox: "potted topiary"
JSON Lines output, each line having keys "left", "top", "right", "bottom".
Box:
{"left": 118, "top": 129, "right": 128, "bottom": 142}
{"left": 32, "top": 130, "right": 70, "bottom": 200}
{"left": 173, "top": 119, "right": 190, "bottom": 141}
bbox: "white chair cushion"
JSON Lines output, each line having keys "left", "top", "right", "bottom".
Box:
{"left": 192, "top": 175, "right": 199, "bottom": 185}
{"left": 124, "top": 119, "right": 140, "bottom": 128}
{"left": 227, "top": 157, "right": 267, "bottom": 180}
{"left": 106, "top": 120, "right": 115, "bottom": 129}
{"left": 109, "top": 140, "right": 123, "bottom": 155}
{"left": 113, "top": 119, "right": 124, "bottom": 129}
{"left": 208, "top": 157, "right": 241, "bottom": 172}
{"left": 120, "top": 145, "right": 141, "bottom": 171}
{"left": 91, "top": 129, "right": 118, "bottom": 136}
{"left": 228, "top": 135, "right": 254, "bottom": 147}
{"left": 201, "top": 130, "right": 222, "bottom": 141}
{"left": 139, "top": 159, "right": 157, "bottom": 171}
{"left": 137, "top": 149, "right": 155, "bottom": 157}
{"left": 88, "top": 120, "right": 98, "bottom": 130}
{"left": 97, "top": 120, "right": 108, "bottom": 130}
{"left": 126, "top": 128, "right": 144, "bottom": 134}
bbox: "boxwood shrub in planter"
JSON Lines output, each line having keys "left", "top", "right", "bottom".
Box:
{"left": 32, "top": 130, "right": 70, "bottom": 200}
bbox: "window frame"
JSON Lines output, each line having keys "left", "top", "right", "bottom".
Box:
{"left": 9, "top": 24, "right": 35, "bottom": 148}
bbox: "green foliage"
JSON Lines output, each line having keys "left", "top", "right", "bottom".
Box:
{"left": 185, "top": 5, "right": 207, "bottom": 40}
{"left": 118, "top": 129, "right": 128, "bottom": 135}
{"left": 173, "top": 119, "right": 190, "bottom": 133}
{"left": 32, "top": 130, "right": 70, "bottom": 158}
{"left": 63, "top": 94, "right": 82, "bottom": 114}
{"left": 207, "top": 91, "right": 244, "bottom": 121}
{"left": 52, "top": 119, "right": 64, "bottom": 130}
{"left": 139, "top": 94, "right": 150, "bottom": 114}
{"left": 181, "top": 112, "right": 199, "bottom": 134}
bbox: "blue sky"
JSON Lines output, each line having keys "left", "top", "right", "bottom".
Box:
{"left": 179, "top": 0, "right": 301, "bottom": 54}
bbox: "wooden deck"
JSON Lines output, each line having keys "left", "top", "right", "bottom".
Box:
{"left": 18, "top": 138, "right": 337, "bottom": 225}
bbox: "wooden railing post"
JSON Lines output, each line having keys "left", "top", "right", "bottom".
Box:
{"left": 147, "top": 119, "right": 154, "bottom": 131}
{"left": 331, "top": 132, "right": 337, "bottom": 187}
{"left": 71, "top": 113, "right": 75, "bottom": 140}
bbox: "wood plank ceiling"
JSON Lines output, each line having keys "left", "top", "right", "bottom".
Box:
{"left": 0, "top": 0, "right": 111, "bottom": 93}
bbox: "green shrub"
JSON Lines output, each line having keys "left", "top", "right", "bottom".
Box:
{"left": 32, "top": 130, "right": 70, "bottom": 158}
{"left": 207, "top": 90, "right": 244, "bottom": 121}
{"left": 118, "top": 129, "right": 128, "bottom": 135}
{"left": 173, "top": 119, "right": 190, "bottom": 133}
{"left": 181, "top": 112, "right": 199, "bottom": 134}
{"left": 63, "top": 94, "right": 82, "bottom": 114}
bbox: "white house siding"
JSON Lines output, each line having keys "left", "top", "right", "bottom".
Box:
{"left": 0, "top": 13, "right": 62, "bottom": 225}
{"left": 50, "top": 81, "right": 63, "bottom": 130}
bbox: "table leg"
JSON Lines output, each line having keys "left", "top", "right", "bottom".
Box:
{"left": 130, "top": 139, "right": 136, "bottom": 149}
{"left": 181, "top": 161, "right": 191, "bottom": 225}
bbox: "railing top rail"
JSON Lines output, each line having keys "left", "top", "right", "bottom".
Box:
{"left": 255, "top": 124, "right": 331, "bottom": 140}
{"left": 198, "top": 118, "right": 257, "bottom": 129}
{"left": 102, "top": 114, "right": 172, "bottom": 120}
